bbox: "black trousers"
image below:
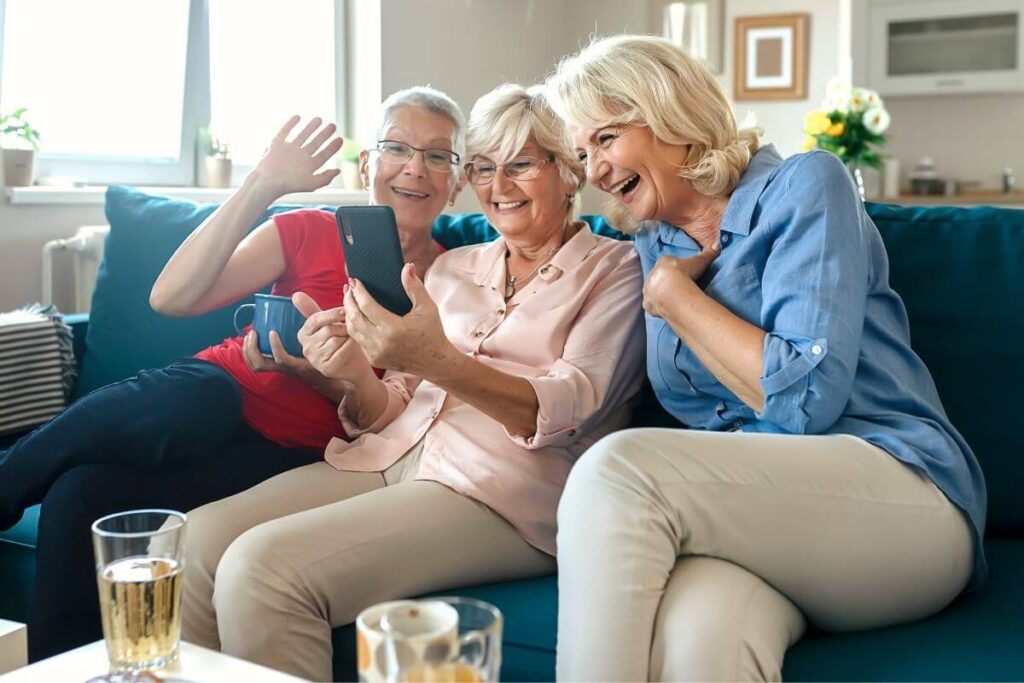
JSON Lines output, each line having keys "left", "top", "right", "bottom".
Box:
{"left": 0, "top": 359, "right": 319, "bottom": 660}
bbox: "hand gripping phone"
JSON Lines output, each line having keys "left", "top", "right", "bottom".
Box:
{"left": 335, "top": 205, "right": 413, "bottom": 316}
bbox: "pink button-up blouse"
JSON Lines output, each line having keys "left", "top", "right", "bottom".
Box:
{"left": 324, "top": 225, "right": 645, "bottom": 554}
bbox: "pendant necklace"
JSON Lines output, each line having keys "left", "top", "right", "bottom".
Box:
{"left": 504, "top": 247, "right": 558, "bottom": 299}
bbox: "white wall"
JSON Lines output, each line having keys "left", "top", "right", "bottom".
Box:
{"left": 880, "top": 94, "right": 1024, "bottom": 191}
{"left": 0, "top": 202, "right": 107, "bottom": 312}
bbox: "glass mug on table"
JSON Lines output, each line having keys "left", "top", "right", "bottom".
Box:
{"left": 91, "top": 509, "right": 186, "bottom": 677}
{"left": 377, "top": 597, "right": 502, "bottom": 682}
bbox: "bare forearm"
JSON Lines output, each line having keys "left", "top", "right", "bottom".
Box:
{"left": 662, "top": 284, "right": 767, "bottom": 411}
{"left": 297, "top": 369, "right": 349, "bottom": 404}
{"left": 426, "top": 351, "right": 539, "bottom": 437}
{"left": 150, "top": 173, "right": 280, "bottom": 315}
{"left": 338, "top": 366, "right": 392, "bottom": 431}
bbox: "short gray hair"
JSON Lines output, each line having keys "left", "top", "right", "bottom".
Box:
{"left": 372, "top": 86, "right": 466, "bottom": 158}
{"left": 466, "top": 83, "right": 585, "bottom": 220}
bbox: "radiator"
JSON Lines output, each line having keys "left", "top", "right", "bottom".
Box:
{"left": 41, "top": 225, "right": 109, "bottom": 313}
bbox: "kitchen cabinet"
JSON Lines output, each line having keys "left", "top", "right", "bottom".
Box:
{"left": 854, "top": 0, "right": 1024, "bottom": 95}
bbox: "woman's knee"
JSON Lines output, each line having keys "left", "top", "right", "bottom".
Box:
{"left": 182, "top": 499, "right": 243, "bottom": 585}
{"left": 212, "top": 523, "right": 318, "bottom": 621}
{"left": 651, "top": 557, "right": 805, "bottom": 682}
{"left": 560, "top": 429, "right": 682, "bottom": 525}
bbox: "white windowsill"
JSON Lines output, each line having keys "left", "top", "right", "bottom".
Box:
{"left": 5, "top": 185, "right": 370, "bottom": 206}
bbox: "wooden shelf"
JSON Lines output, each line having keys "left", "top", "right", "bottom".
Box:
{"left": 871, "top": 190, "right": 1024, "bottom": 207}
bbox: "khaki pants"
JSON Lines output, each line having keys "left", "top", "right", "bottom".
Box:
{"left": 180, "top": 444, "right": 556, "bottom": 682}
{"left": 556, "top": 429, "right": 974, "bottom": 682}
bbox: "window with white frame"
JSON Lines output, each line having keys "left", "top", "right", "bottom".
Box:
{"left": 0, "top": 0, "right": 343, "bottom": 186}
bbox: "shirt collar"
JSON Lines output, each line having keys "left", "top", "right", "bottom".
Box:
{"left": 473, "top": 221, "right": 599, "bottom": 286}
{"left": 648, "top": 144, "right": 782, "bottom": 250}
{"left": 720, "top": 143, "right": 783, "bottom": 236}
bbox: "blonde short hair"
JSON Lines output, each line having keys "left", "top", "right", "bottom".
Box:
{"left": 466, "top": 83, "right": 586, "bottom": 220}
{"left": 546, "top": 34, "right": 760, "bottom": 220}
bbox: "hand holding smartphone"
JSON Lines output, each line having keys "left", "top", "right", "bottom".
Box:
{"left": 336, "top": 206, "right": 413, "bottom": 315}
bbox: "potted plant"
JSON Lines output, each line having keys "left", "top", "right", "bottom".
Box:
{"left": 339, "top": 137, "right": 363, "bottom": 190}
{"left": 196, "top": 127, "right": 232, "bottom": 188}
{"left": 1, "top": 108, "right": 42, "bottom": 187}
{"left": 802, "top": 77, "right": 891, "bottom": 199}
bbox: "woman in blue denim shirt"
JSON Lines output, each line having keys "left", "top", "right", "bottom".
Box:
{"left": 545, "top": 35, "right": 987, "bottom": 682}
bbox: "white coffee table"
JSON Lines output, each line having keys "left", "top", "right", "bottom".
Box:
{"left": 0, "top": 620, "right": 27, "bottom": 676}
{"left": 0, "top": 639, "right": 308, "bottom": 682}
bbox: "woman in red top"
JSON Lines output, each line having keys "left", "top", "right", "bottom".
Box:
{"left": 0, "top": 86, "right": 465, "bottom": 660}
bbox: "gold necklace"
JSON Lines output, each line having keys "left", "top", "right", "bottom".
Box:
{"left": 504, "top": 247, "right": 558, "bottom": 299}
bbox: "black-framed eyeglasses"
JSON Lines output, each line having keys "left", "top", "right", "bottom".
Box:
{"left": 372, "top": 140, "right": 460, "bottom": 173}
{"left": 463, "top": 155, "right": 553, "bottom": 185}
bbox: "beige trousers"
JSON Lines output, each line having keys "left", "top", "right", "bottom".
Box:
{"left": 179, "top": 444, "right": 556, "bottom": 682}
{"left": 556, "top": 429, "right": 974, "bottom": 682}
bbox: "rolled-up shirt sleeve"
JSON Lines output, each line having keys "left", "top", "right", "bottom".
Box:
{"left": 506, "top": 250, "right": 646, "bottom": 449}
{"left": 756, "top": 152, "right": 870, "bottom": 434}
{"left": 337, "top": 370, "right": 421, "bottom": 438}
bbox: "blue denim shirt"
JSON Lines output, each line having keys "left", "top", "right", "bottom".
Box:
{"left": 637, "top": 145, "right": 987, "bottom": 585}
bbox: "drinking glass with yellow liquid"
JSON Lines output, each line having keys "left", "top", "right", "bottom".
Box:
{"left": 91, "top": 509, "right": 186, "bottom": 676}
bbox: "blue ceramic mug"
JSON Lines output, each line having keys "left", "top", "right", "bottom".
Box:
{"left": 233, "top": 293, "right": 305, "bottom": 357}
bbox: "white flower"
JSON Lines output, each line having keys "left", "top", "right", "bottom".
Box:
{"left": 823, "top": 75, "right": 850, "bottom": 111}
{"left": 863, "top": 89, "right": 883, "bottom": 109}
{"left": 849, "top": 88, "right": 872, "bottom": 112}
{"left": 863, "top": 106, "right": 891, "bottom": 134}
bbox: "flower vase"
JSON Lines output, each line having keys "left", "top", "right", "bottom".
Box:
{"left": 847, "top": 162, "right": 866, "bottom": 201}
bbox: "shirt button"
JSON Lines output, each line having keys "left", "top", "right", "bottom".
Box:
{"left": 496, "top": 308, "right": 505, "bottom": 315}
{"left": 474, "top": 331, "right": 484, "bottom": 337}
{"left": 721, "top": 233, "right": 731, "bottom": 244}
{"left": 568, "top": 429, "right": 577, "bottom": 436}
{"left": 811, "top": 344, "right": 823, "bottom": 356}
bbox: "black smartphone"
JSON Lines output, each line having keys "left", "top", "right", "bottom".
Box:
{"left": 336, "top": 205, "right": 413, "bottom": 316}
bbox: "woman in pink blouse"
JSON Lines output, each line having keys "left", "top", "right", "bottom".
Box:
{"left": 179, "top": 83, "right": 645, "bottom": 681}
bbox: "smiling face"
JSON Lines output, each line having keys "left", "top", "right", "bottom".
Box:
{"left": 360, "top": 105, "right": 460, "bottom": 235}
{"left": 569, "top": 123, "right": 692, "bottom": 225}
{"left": 470, "top": 139, "right": 575, "bottom": 243}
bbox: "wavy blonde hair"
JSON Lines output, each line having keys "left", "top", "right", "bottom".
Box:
{"left": 466, "top": 83, "right": 586, "bottom": 220}
{"left": 546, "top": 34, "right": 761, "bottom": 231}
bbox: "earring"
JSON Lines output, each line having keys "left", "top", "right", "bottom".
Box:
{"left": 449, "top": 196, "right": 456, "bottom": 207}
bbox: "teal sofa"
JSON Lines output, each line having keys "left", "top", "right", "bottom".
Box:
{"left": 1, "top": 186, "right": 1022, "bottom": 680}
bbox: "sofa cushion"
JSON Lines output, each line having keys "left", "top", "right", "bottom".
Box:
{"left": 784, "top": 538, "right": 1024, "bottom": 681}
{"left": 866, "top": 203, "right": 1024, "bottom": 536}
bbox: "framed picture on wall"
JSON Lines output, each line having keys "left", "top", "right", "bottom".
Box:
{"left": 733, "top": 13, "right": 809, "bottom": 100}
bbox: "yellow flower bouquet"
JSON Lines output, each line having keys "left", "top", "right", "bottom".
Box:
{"left": 802, "top": 77, "right": 890, "bottom": 171}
